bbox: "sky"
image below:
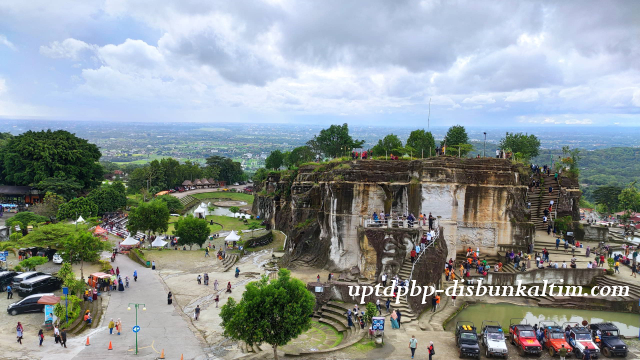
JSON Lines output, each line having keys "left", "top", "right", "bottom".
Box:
{"left": 0, "top": 0, "right": 639, "bottom": 126}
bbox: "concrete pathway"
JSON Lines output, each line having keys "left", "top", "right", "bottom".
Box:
{"left": 39, "top": 254, "right": 207, "bottom": 360}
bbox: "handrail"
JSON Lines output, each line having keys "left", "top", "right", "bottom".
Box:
{"left": 407, "top": 218, "right": 439, "bottom": 284}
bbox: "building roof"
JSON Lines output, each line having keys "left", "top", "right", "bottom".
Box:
{"left": 0, "top": 186, "right": 37, "bottom": 195}
{"left": 194, "top": 179, "right": 202, "bottom": 185}
{"left": 182, "top": 180, "right": 192, "bottom": 186}
{"left": 201, "top": 178, "right": 210, "bottom": 185}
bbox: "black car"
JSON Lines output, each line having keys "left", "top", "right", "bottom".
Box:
{"left": 12, "top": 271, "right": 45, "bottom": 286}
{"left": 456, "top": 321, "right": 481, "bottom": 358}
{"left": 7, "top": 293, "right": 55, "bottom": 315}
{"left": 589, "top": 323, "right": 628, "bottom": 357}
{"left": 16, "top": 275, "right": 62, "bottom": 297}
{"left": 0, "top": 271, "right": 19, "bottom": 292}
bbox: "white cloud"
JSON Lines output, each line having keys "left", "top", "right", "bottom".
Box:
{"left": 505, "top": 89, "right": 539, "bottom": 102}
{"left": 0, "top": 78, "right": 7, "bottom": 94}
{"left": 462, "top": 94, "right": 495, "bottom": 104}
{"left": 0, "top": 35, "right": 16, "bottom": 50}
{"left": 632, "top": 89, "right": 640, "bottom": 107}
{"left": 558, "top": 86, "right": 591, "bottom": 99}
{"left": 40, "top": 38, "right": 95, "bottom": 60}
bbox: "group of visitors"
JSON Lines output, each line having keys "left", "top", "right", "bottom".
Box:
{"left": 350, "top": 150, "right": 369, "bottom": 159}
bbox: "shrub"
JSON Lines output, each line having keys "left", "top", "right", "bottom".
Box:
{"left": 607, "top": 258, "right": 615, "bottom": 271}
{"left": 53, "top": 295, "right": 82, "bottom": 327}
{"left": 98, "top": 259, "right": 112, "bottom": 273}
{"left": 9, "top": 232, "right": 22, "bottom": 242}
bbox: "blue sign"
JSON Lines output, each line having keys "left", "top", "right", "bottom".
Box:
{"left": 371, "top": 317, "right": 385, "bottom": 331}
{"left": 0, "top": 254, "right": 5, "bottom": 262}
{"left": 132, "top": 325, "right": 140, "bottom": 333}
{"left": 62, "top": 287, "right": 69, "bottom": 295}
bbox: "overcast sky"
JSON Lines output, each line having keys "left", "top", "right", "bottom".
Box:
{"left": 1, "top": 1, "right": 639, "bottom": 126}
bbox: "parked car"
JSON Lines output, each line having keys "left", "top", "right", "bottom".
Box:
{"left": 12, "top": 271, "right": 46, "bottom": 286}
{"left": 509, "top": 318, "right": 542, "bottom": 357}
{"left": 540, "top": 321, "right": 573, "bottom": 357}
{"left": 0, "top": 271, "right": 19, "bottom": 292}
{"left": 16, "top": 275, "right": 63, "bottom": 297}
{"left": 481, "top": 320, "right": 508, "bottom": 358}
{"left": 589, "top": 323, "right": 627, "bottom": 357}
{"left": 566, "top": 324, "right": 599, "bottom": 359}
{"left": 7, "top": 293, "right": 54, "bottom": 315}
{"left": 456, "top": 321, "right": 481, "bottom": 358}
{"left": 36, "top": 248, "right": 56, "bottom": 261}
{"left": 52, "top": 253, "right": 63, "bottom": 264}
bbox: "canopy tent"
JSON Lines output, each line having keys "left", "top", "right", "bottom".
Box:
{"left": 73, "top": 216, "right": 85, "bottom": 224}
{"left": 93, "top": 226, "right": 108, "bottom": 235}
{"left": 120, "top": 236, "right": 140, "bottom": 247}
{"left": 193, "top": 203, "right": 211, "bottom": 218}
{"left": 37, "top": 295, "right": 61, "bottom": 305}
{"left": 225, "top": 230, "right": 241, "bottom": 241}
{"left": 151, "top": 236, "right": 168, "bottom": 248}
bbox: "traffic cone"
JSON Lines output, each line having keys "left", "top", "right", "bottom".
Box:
{"left": 159, "top": 349, "right": 165, "bottom": 359}
{"left": 108, "top": 341, "right": 113, "bottom": 350}
{"left": 85, "top": 336, "right": 90, "bottom": 346}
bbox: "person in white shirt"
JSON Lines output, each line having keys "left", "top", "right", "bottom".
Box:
{"left": 587, "top": 262, "right": 592, "bottom": 269}
{"left": 561, "top": 262, "right": 567, "bottom": 268}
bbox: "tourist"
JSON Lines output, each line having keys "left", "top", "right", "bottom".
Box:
{"left": 116, "top": 319, "right": 122, "bottom": 335}
{"left": 376, "top": 299, "right": 382, "bottom": 315}
{"left": 205, "top": 248, "right": 210, "bottom": 257}
{"left": 397, "top": 309, "right": 402, "bottom": 328}
{"left": 152, "top": 261, "right": 156, "bottom": 270}
{"left": 214, "top": 279, "right": 219, "bottom": 290}
{"left": 390, "top": 310, "right": 399, "bottom": 329}
{"left": 428, "top": 341, "right": 435, "bottom": 360}
{"left": 583, "top": 348, "right": 592, "bottom": 360}
{"left": 134, "top": 269, "right": 138, "bottom": 281}
{"left": 204, "top": 273, "right": 209, "bottom": 285}
{"left": 600, "top": 255, "right": 605, "bottom": 267}
{"left": 562, "top": 261, "right": 567, "bottom": 269}
{"left": 328, "top": 273, "right": 333, "bottom": 282}
{"left": 16, "top": 322, "right": 23, "bottom": 344}
{"left": 451, "top": 294, "right": 457, "bottom": 306}
{"left": 108, "top": 319, "right": 115, "bottom": 334}
{"left": 428, "top": 213, "right": 434, "bottom": 230}
{"left": 558, "top": 344, "right": 568, "bottom": 360}
{"left": 6, "top": 284, "right": 12, "bottom": 299}
{"left": 194, "top": 305, "right": 200, "bottom": 321}
{"left": 549, "top": 186, "right": 553, "bottom": 194}
{"left": 215, "top": 295, "right": 219, "bottom": 308}
{"left": 125, "top": 276, "right": 130, "bottom": 288}
{"left": 168, "top": 291, "right": 173, "bottom": 305}
{"left": 381, "top": 273, "right": 387, "bottom": 287}
{"left": 586, "top": 246, "right": 591, "bottom": 257}
{"left": 385, "top": 298, "right": 391, "bottom": 313}
{"left": 60, "top": 328, "right": 67, "bottom": 348}
{"left": 235, "top": 267, "right": 240, "bottom": 278}
{"left": 54, "top": 325, "right": 60, "bottom": 344}
{"left": 564, "top": 241, "right": 569, "bottom": 253}
{"left": 409, "top": 335, "right": 418, "bottom": 359}
{"left": 346, "top": 309, "right": 354, "bottom": 328}
{"left": 316, "top": 274, "right": 320, "bottom": 283}
{"left": 615, "top": 260, "right": 620, "bottom": 274}
{"left": 226, "top": 282, "right": 232, "bottom": 293}
{"left": 410, "top": 248, "right": 416, "bottom": 263}
{"left": 116, "top": 266, "right": 120, "bottom": 276}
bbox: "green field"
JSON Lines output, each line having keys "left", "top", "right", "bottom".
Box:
{"left": 191, "top": 191, "right": 254, "bottom": 204}
{"left": 166, "top": 214, "right": 260, "bottom": 233}
{"left": 167, "top": 215, "right": 223, "bottom": 234}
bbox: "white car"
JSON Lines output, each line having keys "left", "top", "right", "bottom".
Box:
{"left": 481, "top": 321, "right": 508, "bottom": 358}
{"left": 52, "top": 253, "right": 63, "bottom": 264}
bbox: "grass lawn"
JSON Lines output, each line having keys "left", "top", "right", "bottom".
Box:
{"left": 167, "top": 215, "right": 223, "bottom": 234}
{"left": 191, "top": 191, "right": 254, "bottom": 204}
{"left": 205, "top": 215, "right": 261, "bottom": 232}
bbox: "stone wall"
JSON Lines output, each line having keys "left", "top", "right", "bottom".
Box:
{"left": 581, "top": 225, "right": 609, "bottom": 243}
{"left": 254, "top": 158, "right": 534, "bottom": 273}
{"left": 485, "top": 268, "right": 603, "bottom": 286}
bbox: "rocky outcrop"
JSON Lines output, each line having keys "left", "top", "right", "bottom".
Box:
{"left": 254, "top": 157, "right": 534, "bottom": 274}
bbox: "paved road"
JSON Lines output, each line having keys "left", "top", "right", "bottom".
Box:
{"left": 39, "top": 254, "right": 206, "bottom": 360}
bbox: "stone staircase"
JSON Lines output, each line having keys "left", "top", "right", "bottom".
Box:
{"left": 596, "top": 275, "right": 640, "bottom": 298}
{"left": 222, "top": 254, "right": 239, "bottom": 272}
{"left": 528, "top": 174, "right": 560, "bottom": 231}
{"left": 69, "top": 295, "right": 104, "bottom": 335}
{"left": 418, "top": 286, "right": 460, "bottom": 331}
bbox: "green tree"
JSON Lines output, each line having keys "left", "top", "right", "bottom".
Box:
{"left": 205, "top": 156, "right": 245, "bottom": 183}
{"left": 156, "top": 195, "right": 184, "bottom": 213}
{"left": 31, "top": 192, "right": 66, "bottom": 220}
{"left": 18, "top": 256, "right": 49, "bottom": 271}
{"left": 57, "top": 197, "right": 98, "bottom": 221}
{"left": 127, "top": 200, "right": 170, "bottom": 239}
{"left": 248, "top": 222, "right": 260, "bottom": 238}
{"left": 19, "top": 223, "right": 78, "bottom": 247}
{"left": 35, "top": 177, "right": 83, "bottom": 200}
{"left": 285, "top": 146, "right": 315, "bottom": 168}
{"left": 307, "top": 123, "right": 365, "bottom": 158}
{"left": 593, "top": 185, "right": 623, "bottom": 213}
{"left": 364, "top": 302, "right": 377, "bottom": 325}
{"left": 220, "top": 268, "right": 315, "bottom": 360}
{"left": 0, "top": 130, "right": 103, "bottom": 189}
{"left": 6, "top": 212, "right": 48, "bottom": 228}
{"left": 252, "top": 168, "right": 269, "bottom": 184}
{"left": 406, "top": 129, "right": 436, "bottom": 158}
{"left": 174, "top": 215, "right": 210, "bottom": 250}
{"left": 60, "top": 231, "right": 110, "bottom": 280}
{"left": 498, "top": 132, "right": 541, "bottom": 160}
{"left": 371, "top": 134, "right": 404, "bottom": 157}
{"left": 229, "top": 206, "right": 240, "bottom": 217}
{"left": 619, "top": 181, "right": 640, "bottom": 214}
{"left": 265, "top": 150, "right": 285, "bottom": 170}
{"left": 88, "top": 184, "right": 127, "bottom": 215}
{"left": 443, "top": 125, "right": 470, "bottom": 155}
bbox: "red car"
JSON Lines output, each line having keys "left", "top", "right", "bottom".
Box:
{"left": 510, "top": 318, "right": 542, "bottom": 357}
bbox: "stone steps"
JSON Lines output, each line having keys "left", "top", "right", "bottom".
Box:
{"left": 222, "top": 254, "right": 239, "bottom": 272}
{"left": 596, "top": 276, "right": 640, "bottom": 298}
{"left": 419, "top": 291, "right": 458, "bottom": 331}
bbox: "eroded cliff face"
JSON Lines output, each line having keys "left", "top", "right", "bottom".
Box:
{"left": 254, "top": 158, "right": 533, "bottom": 273}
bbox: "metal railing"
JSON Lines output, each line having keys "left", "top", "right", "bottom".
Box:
{"left": 363, "top": 219, "right": 421, "bottom": 228}
{"left": 408, "top": 218, "right": 440, "bottom": 284}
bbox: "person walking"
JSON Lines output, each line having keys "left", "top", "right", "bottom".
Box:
{"left": 390, "top": 310, "right": 399, "bottom": 329}
{"left": 381, "top": 273, "right": 387, "bottom": 287}
{"left": 133, "top": 269, "right": 138, "bottom": 281}
{"left": 615, "top": 260, "right": 620, "bottom": 274}
{"left": 431, "top": 295, "right": 437, "bottom": 312}
{"left": 214, "top": 279, "right": 219, "bottom": 290}
{"left": 6, "top": 284, "right": 12, "bottom": 299}
{"left": 205, "top": 248, "right": 210, "bottom": 257}
{"left": 385, "top": 298, "right": 391, "bottom": 313}
{"left": 428, "top": 341, "right": 435, "bottom": 360}
{"left": 54, "top": 325, "right": 60, "bottom": 344}
{"left": 376, "top": 299, "right": 382, "bottom": 315}
{"left": 168, "top": 291, "right": 173, "bottom": 305}
{"left": 409, "top": 335, "right": 418, "bottom": 359}
{"left": 60, "top": 328, "right": 67, "bottom": 348}
{"left": 16, "top": 322, "right": 23, "bottom": 344}
{"left": 152, "top": 261, "right": 156, "bottom": 270}
{"left": 194, "top": 305, "right": 201, "bottom": 320}
{"left": 108, "top": 319, "right": 115, "bottom": 334}
{"left": 197, "top": 274, "right": 202, "bottom": 285}
{"left": 116, "top": 266, "right": 120, "bottom": 276}
{"left": 396, "top": 309, "right": 402, "bottom": 328}
{"left": 38, "top": 329, "right": 44, "bottom": 346}
{"left": 451, "top": 295, "right": 457, "bottom": 307}
{"left": 116, "top": 319, "right": 122, "bottom": 335}
{"left": 558, "top": 344, "right": 568, "bottom": 360}
{"left": 215, "top": 295, "right": 219, "bottom": 308}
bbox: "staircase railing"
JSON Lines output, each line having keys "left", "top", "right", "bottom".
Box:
{"left": 407, "top": 217, "right": 440, "bottom": 284}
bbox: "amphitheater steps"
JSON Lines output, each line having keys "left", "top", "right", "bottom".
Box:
{"left": 222, "top": 254, "right": 239, "bottom": 272}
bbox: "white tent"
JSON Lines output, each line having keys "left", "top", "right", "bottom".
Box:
{"left": 74, "top": 216, "right": 85, "bottom": 224}
{"left": 151, "top": 236, "right": 168, "bottom": 248}
{"left": 193, "top": 203, "right": 210, "bottom": 219}
{"left": 225, "top": 230, "right": 241, "bottom": 241}
{"left": 120, "top": 236, "right": 139, "bottom": 246}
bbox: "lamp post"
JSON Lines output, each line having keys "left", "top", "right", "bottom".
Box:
{"left": 483, "top": 132, "right": 487, "bottom": 158}
{"left": 128, "top": 303, "right": 146, "bottom": 355}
